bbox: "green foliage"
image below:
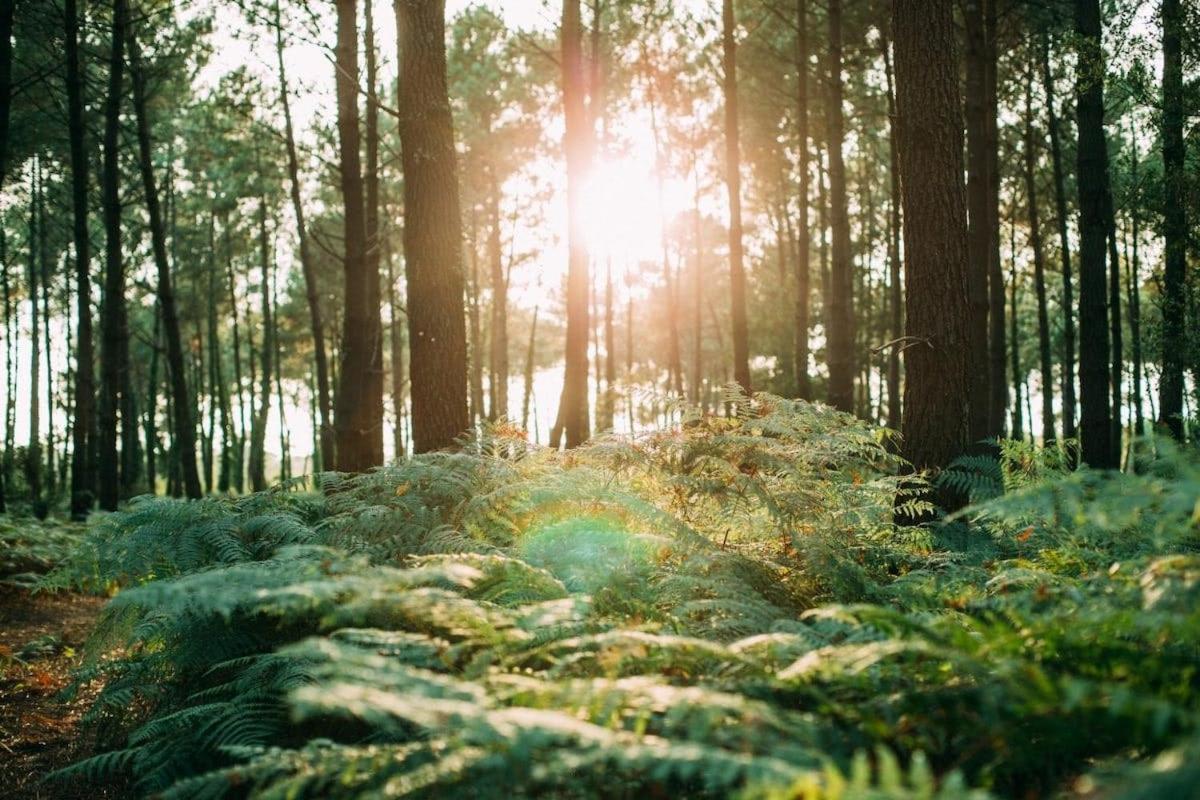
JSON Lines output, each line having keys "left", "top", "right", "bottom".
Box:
{"left": 50, "top": 403, "right": 1200, "bottom": 799}
{"left": 0, "top": 517, "right": 88, "bottom": 586}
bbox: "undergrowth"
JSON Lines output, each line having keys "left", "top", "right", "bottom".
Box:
{"left": 42, "top": 393, "right": 1200, "bottom": 798}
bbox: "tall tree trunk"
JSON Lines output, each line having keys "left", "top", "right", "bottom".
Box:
{"left": 1074, "top": 0, "right": 1114, "bottom": 468}
{"left": 964, "top": 0, "right": 993, "bottom": 442}
{"left": 467, "top": 210, "right": 485, "bottom": 422}
{"left": 395, "top": 0, "right": 470, "bottom": 452}
{"left": 274, "top": 0, "right": 333, "bottom": 469}
{"left": 721, "top": 0, "right": 752, "bottom": 395}
{"left": 333, "top": 0, "right": 383, "bottom": 469}
{"left": 38, "top": 169, "right": 55, "bottom": 497}
{"left": 1158, "top": 0, "right": 1185, "bottom": 438}
{"left": 690, "top": 156, "right": 705, "bottom": 407}
{"left": 0, "top": 0, "right": 13, "bottom": 192}
{"left": 602, "top": 259, "right": 616, "bottom": 428}
{"left": 823, "top": 0, "right": 854, "bottom": 413}
{"left": 27, "top": 158, "right": 43, "bottom": 507}
{"left": 792, "top": 0, "right": 811, "bottom": 402}
{"left": 98, "top": 0, "right": 127, "bottom": 511}
{"left": 882, "top": 30, "right": 901, "bottom": 429}
{"left": 0, "top": 0, "right": 11, "bottom": 509}
{"left": 1106, "top": 183, "right": 1123, "bottom": 465}
{"left": 144, "top": 304, "right": 160, "bottom": 493}
{"left": 1024, "top": 68, "right": 1055, "bottom": 445}
{"left": 224, "top": 216, "right": 247, "bottom": 491}
{"left": 551, "top": 0, "right": 592, "bottom": 446}
{"left": 1040, "top": 30, "right": 1076, "bottom": 444}
{"left": 272, "top": 259, "right": 288, "bottom": 482}
{"left": 893, "top": 0, "right": 971, "bottom": 482}
{"left": 65, "top": 0, "right": 95, "bottom": 516}
{"left": 209, "top": 211, "right": 233, "bottom": 492}
{"left": 362, "top": 0, "right": 384, "bottom": 453}
{"left": 1126, "top": 133, "right": 1145, "bottom": 440}
{"left": 522, "top": 305, "right": 539, "bottom": 433}
{"left": 384, "top": 224, "right": 406, "bottom": 460}
{"left": 248, "top": 197, "right": 272, "bottom": 491}
{"left": 130, "top": 31, "right": 202, "bottom": 498}
{"left": 984, "top": 0, "right": 1005, "bottom": 436}
{"left": 487, "top": 173, "right": 508, "bottom": 420}
{"left": 1009, "top": 216, "right": 1023, "bottom": 441}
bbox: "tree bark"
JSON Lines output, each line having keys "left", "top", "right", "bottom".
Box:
{"left": 1158, "top": 0, "right": 1185, "bottom": 438}
{"left": 984, "top": 0, "right": 1005, "bottom": 436}
{"left": 1074, "top": 0, "right": 1114, "bottom": 468}
{"left": 1106, "top": 182, "right": 1123, "bottom": 465}
{"left": 823, "top": 0, "right": 854, "bottom": 413}
{"left": 98, "top": 0, "right": 128, "bottom": 510}
{"left": 27, "top": 158, "right": 42, "bottom": 507}
{"left": 130, "top": 31, "right": 202, "bottom": 499}
{"left": 721, "top": 0, "right": 752, "bottom": 395}
{"left": 487, "top": 172, "right": 509, "bottom": 420}
{"left": 1024, "top": 69, "right": 1055, "bottom": 445}
{"left": 882, "top": 30, "right": 901, "bottom": 429}
{"left": 248, "top": 197, "right": 272, "bottom": 491}
{"left": 964, "top": 0, "right": 993, "bottom": 442}
{"left": 395, "top": 0, "right": 470, "bottom": 452}
{"left": 274, "top": 0, "right": 333, "bottom": 469}
{"left": 1040, "top": 30, "right": 1076, "bottom": 444}
{"left": 793, "top": 0, "right": 812, "bottom": 401}
{"left": 551, "top": 0, "right": 592, "bottom": 446}
{"left": 893, "top": 0, "right": 971, "bottom": 479}
{"left": 65, "top": 0, "right": 96, "bottom": 515}
{"left": 333, "top": 0, "right": 383, "bottom": 469}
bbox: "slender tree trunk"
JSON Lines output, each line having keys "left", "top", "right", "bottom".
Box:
{"left": 1158, "top": 0, "right": 1185, "bottom": 438}
{"left": 467, "top": 209, "right": 485, "bottom": 422}
{"left": 224, "top": 217, "right": 247, "bottom": 491}
{"left": 38, "top": 168, "right": 55, "bottom": 498}
{"left": 964, "top": 0, "right": 993, "bottom": 442}
{"left": 98, "top": 0, "right": 128, "bottom": 510}
{"left": 0, "top": 0, "right": 11, "bottom": 513}
{"left": 792, "top": 0, "right": 812, "bottom": 401}
{"left": 522, "top": 305, "right": 539, "bottom": 433}
{"left": 272, "top": 258, "right": 288, "bottom": 482}
{"left": 882, "top": 30, "right": 901, "bottom": 429}
{"left": 362, "top": 0, "right": 384, "bottom": 455}
{"left": 721, "top": 0, "right": 752, "bottom": 395}
{"left": 2, "top": 232, "right": 14, "bottom": 508}
{"left": 274, "top": 0, "right": 333, "bottom": 469}
{"left": 27, "top": 158, "right": 43, "bottom": 507}
{"left": 65, "top": 0, "right": 96, "bottom": 515}
{"left": 1009, "top": 215, "right": 1023, "bottom": 441}
{"left": 395, "top": 0, "right": 470, "bottom": 452}
{"left": 248, "top": 197, "right": 272, "bottom": 491}
{"left": 1040, "top": 31, "right": 1077, "bottom": 445}
{"left": 551, "top": 0, "right": 592, "bottom": 446}
{"left": 0, "top": 0, "right": 13, "bottom": 192}
{"left": 1126, "top": 134, "right": 1144, "bottom": 440}
{"left": 824, "top": 0, "right": 854, "bottom": 413}
{"left": 984, "top": 0, "right": 1005, "bottom": 436}
{"left": 144, "top": 305, "right": 160, "bottom": 493}
{"left": 333, "top": 0, "right": 383, "bottom": 469}
{"left": 487, "top": 173, "right": 508, "bottom": 420}
{"left": 1106, "top": 183, "right": 1123, "bottom": 465}
{"left": 385, "top": 225, "right": 406, "bottom": 460}
{"left": 208, "top": 211, "right": 233, "bottom": 492}
{"left": 690, "top": 157, "right": 705, "bottom": 407}
{"left": 893, "top": 0, "right": 971, "bottom": 483}
{"left": 1024, "top": 69, "right": 1055, "bottom": 445}
{"left": 602, "top": 259, "right": 616, "bottom": 428}
{"left": 1074, "top": 0, "right": 1114, "bottom": 468}
{"left": 130, "top": 31, "right": 202, "bottom": 498}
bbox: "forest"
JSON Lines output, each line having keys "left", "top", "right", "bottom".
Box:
{"left": 0, "top": 0, "right": 1197, "bottom": 797}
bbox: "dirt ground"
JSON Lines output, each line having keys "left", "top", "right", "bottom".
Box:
{"left": 0, "top": 586, "right": 121, "bottom": 799}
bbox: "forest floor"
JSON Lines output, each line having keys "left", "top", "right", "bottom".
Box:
{"left": 0, "top": 587, "right": 117, "bottom": 800}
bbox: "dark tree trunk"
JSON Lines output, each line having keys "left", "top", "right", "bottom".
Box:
{"left": 1, "top": 231, "right": 12, "bottom": 509}
{"left": 721, "top": 0, "right": 752, "bottom": 395}
{"left": 1074, "top": 0, "right": 1114, "bottom": 468}
{"left": 27, "top": 159, "right": 42, "bottom": 507}
{"left": 468, "top": 210, "right": 485, "bottom": 422}
{"left": 1106, "top": 184, "right": 1123, "bottom": 465}
{"left": 487, "top": 173, "right": 508, "bottom": 420}
{"left": 224, "top": 217, "right": 247, "bottom": 491}
{"left": 882, "top": 30, "right": 901, "bottom": 430}
{"left": 362, "top": 0, "right": 384, "bottom": 451}
{"left": 395, "top": 0, "right": 470, "bottom": 452}
{"left": 0, "top": 0, "right": 11, "bottom": 508}
{"left": 248, "top": 197, "right": 272, "bottom": 491}
{"left": 130, "top": 31, "right": 202, "bottom": 499}
{"left": 1040, "top": 30, "right": 1076, "bottom": 444}
{"left": 1126, "top": 134, "right": 1144, "bottom": 440}
{"left": 522, "top": 305, "right": 539, "bottom": 433}
{"left": 274, "top": 0, "right": 333, "bottom": 469}
{"left": 39, "top": 165, "right": 55, "bottom": 497}
{"left": 823, "top": 0, "right": 854, "bottom": 413}
{"left": 1158, "top": 0, "right": 1185, "bottom": 438}
{"left": 984, "top": 0, "right": 1005, "bottom": 436}
{"left": 1024, "top": 69, "right": 1055, "bottom": 445}
{"left": 0, "top": 0, "right": 13, "bottom": 191}
{"left": 1009, "top": 217, "right": 1023, "bottom": 441}
{"left": 208, "top": 212, "right": 233, "bottom": 492}
{"left": 551, "top": 0, "right": 592, "bottom": 446}
{"left": 793, "top": 0, "right": 812, "bottom": 401}
{"left": 893, "top": 0, "right": 972, "bottom": 479}
{"left": 964, "top": 0, "right": 993, "bottom": 442}
{"left": 65, "top": 0, "right": 95, "bottom": 516}
{"left": 98, "top": 0, "right": 127, "bottom": 511}
{"left": 333, "top": 0, "right": 384, "bottom": 469}
{"left": 385, "top": 231, "right": 405, "bottom": 460}
{"left": 144, "top": 305, "right": 160, "bottom": 493}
